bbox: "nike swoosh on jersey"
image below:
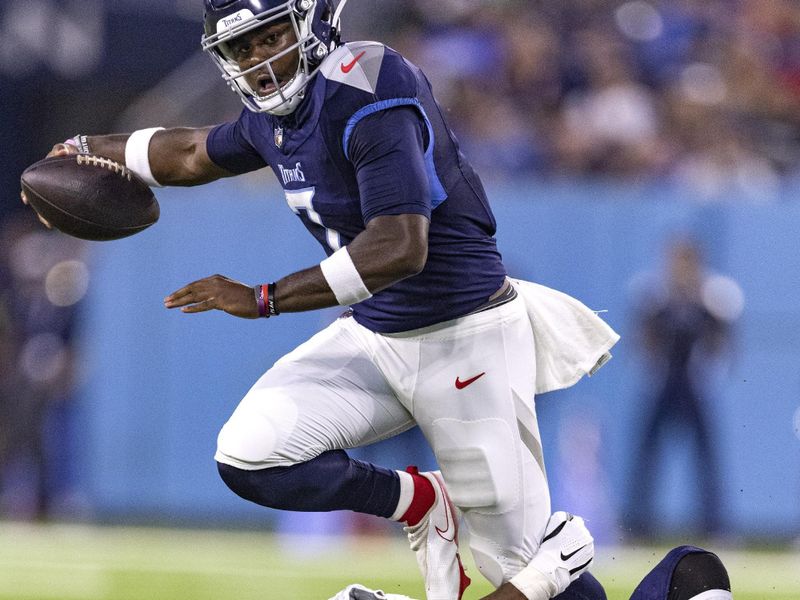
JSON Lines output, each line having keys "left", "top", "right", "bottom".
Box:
{"left": 340, "top": 50, "right": 366, "bottom": 73}
{"left": 455, "top": 372, "right": 486, "bottom": 389}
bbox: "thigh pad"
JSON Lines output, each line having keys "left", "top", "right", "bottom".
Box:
{"left": 430, "top": 417, "right": 519, "bottom": 513}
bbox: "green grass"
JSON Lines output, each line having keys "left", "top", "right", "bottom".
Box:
{"left": 0, "top": 523, "right": 797, "bottom": 600}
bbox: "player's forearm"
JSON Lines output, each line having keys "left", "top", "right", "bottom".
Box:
{"left": 83, "top": 134, "right": 128, "bottom": 164}
{"left": 274, "top": 215, "right": 428, "bottom": 313}
{"left": 273, "top": 260, "right": 420, "bottom": 314}
{"left": 87, "top": 127, "right": 231, "bottom": 187}
{"left": 149, "top": 127, "right": 232, "bottom": 185}
{"left": 273, "top": 260, "right": 418, "bottom": 313}
{"left": 273, "top": 265, "right": 339, "bottom": 312}
{"left": 347, "top": 214, "right": 428, "bottom": 292}
{"left": 164, "top": 215, "right": 428, "bottom": 317}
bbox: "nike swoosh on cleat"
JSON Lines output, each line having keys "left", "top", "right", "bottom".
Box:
{"left": 455, "top": 372, "right": 485, "bottom": 389}
{"left": 340, "top": 50, "right": 366, "bottom": 73}
{"left": 433, "top": 475, "right": 456, "bottom": 542}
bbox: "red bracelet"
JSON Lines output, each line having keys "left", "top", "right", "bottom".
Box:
{"left": 254, "top": 283, "right": 278, "bottom": 318}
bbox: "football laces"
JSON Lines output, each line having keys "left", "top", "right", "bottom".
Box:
{"left": 76, "top": 154, "right": 133, "bottom": 181}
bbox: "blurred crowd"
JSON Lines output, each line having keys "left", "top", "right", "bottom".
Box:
{"left": 384, "top": 0, "right": 800, "bottom": 197}
{"left": 4, "top": 0, "right": 800, "bottom": 204}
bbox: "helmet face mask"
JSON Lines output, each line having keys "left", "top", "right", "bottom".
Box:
{"left": 202, "top": 0, "right": 338, "bottom": 115}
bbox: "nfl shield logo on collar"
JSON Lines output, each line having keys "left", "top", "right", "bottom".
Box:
{"left": 274, "top": 126, "right": 284, "bottom": 148}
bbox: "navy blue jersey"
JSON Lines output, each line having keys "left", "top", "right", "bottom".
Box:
{"left": 207, "top": 42, "right": 506, "bottom": 333}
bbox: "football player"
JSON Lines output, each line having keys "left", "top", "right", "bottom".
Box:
{"left": 330, "top": 545, "right": 733, "bottom": 600}
{"left": 22, "top": 2, "right": 619, "bottom": 599}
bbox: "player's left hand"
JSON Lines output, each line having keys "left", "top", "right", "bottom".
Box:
{"left": 164, "top": 274, "right": 259, "bottom": 319}
{"left": 21, "top": 190, "right": 53, "bottom": 230}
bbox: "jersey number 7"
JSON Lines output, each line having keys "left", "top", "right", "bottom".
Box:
{"left": 284, "top": 187, "right": 342, "bottom": 252}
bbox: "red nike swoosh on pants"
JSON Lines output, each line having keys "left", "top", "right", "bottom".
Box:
{"left": 454, "top": 372, "right": 486, "bottom": 389}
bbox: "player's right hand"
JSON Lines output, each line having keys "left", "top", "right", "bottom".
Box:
{"left": 20, "top": 142, "right": 80, "bottom": 229}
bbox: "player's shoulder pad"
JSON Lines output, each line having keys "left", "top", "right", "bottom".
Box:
{"left": 319, "top": 41, "right": 418, "bottom": 99}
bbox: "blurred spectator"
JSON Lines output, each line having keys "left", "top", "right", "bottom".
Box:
{"left": 625, "top": 237, "right": 744, "bottom": 538}
{"left": 0, "top": 213, "right": 88, "bottom": 519}
{"left": 382, "top": 0, "right": 800, "bottom": 185}
{"left": 554, "top": 24, "right": 668, "bottom": 177}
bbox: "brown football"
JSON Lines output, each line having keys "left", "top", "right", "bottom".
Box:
{"left": 20, "top": 154, "right": 159, "bottom": 241}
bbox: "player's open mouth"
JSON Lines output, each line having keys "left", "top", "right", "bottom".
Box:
{"left": 256, "top": 73, "right": 282, "bottom": 96}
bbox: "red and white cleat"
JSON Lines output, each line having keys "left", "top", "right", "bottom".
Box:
{"left": 403, "top": 468, "right": 471, "bottom": 600}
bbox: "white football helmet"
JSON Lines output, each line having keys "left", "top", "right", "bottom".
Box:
{"left": 202, "top": 0, "right": 348, "bottom": 115}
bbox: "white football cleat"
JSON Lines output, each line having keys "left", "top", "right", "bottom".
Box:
{"left": 404, "top": 468, "right": 470, "bottom": 600}
{"left": 328, "top": 583, "right": 417, "bottom": 600}
{"left": 510, "top": 511, "right": 594, "bottom": 598}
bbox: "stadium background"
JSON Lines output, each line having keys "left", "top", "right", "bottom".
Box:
{"left": 1, "top": 0, "right": 799, "bottom": 598}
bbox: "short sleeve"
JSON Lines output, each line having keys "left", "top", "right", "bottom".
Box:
{"left": 206, "top": 113, "right": 267, "bottom": 175}
{"left": 346, "top": 106, "right": 432, "bottom": 223}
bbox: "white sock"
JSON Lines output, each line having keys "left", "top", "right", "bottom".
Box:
{"left": 389, "top": 469, "right": 415, "bottom": 521}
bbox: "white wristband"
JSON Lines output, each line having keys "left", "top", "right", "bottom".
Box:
{"left": 125, "top": 127, "right": 165, "bottom": 187}
{"left": 509, "top": 566, "right": 557, "bottom": 600}
{"left": 320, "top": 246, "right": 372, "bottom": 306}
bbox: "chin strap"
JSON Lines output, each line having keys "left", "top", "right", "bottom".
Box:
{"left": 332, "top": 0, "right": 349, "bottom": 29}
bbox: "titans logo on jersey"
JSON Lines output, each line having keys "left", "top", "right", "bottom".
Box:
{"left": 207, "top": 42, "right": 507, "bottom": 333}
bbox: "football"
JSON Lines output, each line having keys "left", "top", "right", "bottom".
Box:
{"left": 20, "top": 154, "right": 160, "bottom": 241}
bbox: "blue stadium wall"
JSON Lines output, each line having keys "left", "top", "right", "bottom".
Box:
{"left": 75, "top": 177, "right": 800, "bottom": 539}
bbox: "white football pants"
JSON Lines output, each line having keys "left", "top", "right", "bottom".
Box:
{"left": 216, "top": 295, "right": 551, "bottom": 586}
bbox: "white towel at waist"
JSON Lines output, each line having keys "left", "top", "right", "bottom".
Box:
{"left": 510, "top": 278, "right": 620, "bottom": 394}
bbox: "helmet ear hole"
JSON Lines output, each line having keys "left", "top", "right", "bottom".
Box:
{"left": 216, "top": 42, "right": 235, "bottom": 61}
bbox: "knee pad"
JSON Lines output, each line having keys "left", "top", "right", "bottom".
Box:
{"left": 429, "top": 417, "right": 518, "bottom": 512}
{"left": 216, "top": 414, "right": 279, "bottom": 468}
{"left": 215, "top": 390, "right": 299, "bottom": 468}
